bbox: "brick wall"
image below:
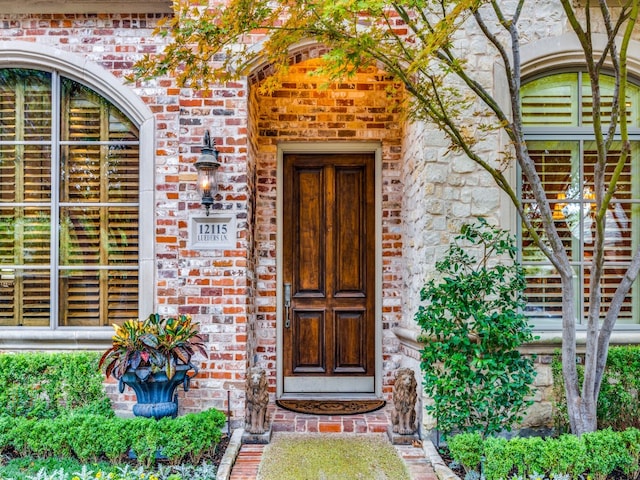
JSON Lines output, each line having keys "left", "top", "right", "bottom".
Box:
{"left": 248, "top": 57, "right": 406, "bottom": 397}
{"left": 0, "top": 12, "right": 252, "bottom": 423}
{"left": 0, "top": 11, "right": 411, "bottom": 422}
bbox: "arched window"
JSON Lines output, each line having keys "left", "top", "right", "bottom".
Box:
{"left": 521, "top": 72, "right": 640, "bottom": 325}
{"left": 0, "top": 68, "right": 141, "bottom": 327}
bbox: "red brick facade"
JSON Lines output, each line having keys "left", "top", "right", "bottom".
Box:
{"left": 0, "top": 10, "right": 407, "bottom": 425}
{"left": 248, "top": 58, "right": 406, "bottom": 400}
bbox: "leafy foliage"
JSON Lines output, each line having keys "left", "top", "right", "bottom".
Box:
{"left": 0, "top": 458, "right": 220, "bottom": 480}
{"left": 0, "top": 409, "right": 225, "bottom": 467}
{"left": 552, "top": 346, "right": 640, "bottom": 433}
{"left": 99, "top": 313, "right": 207, "bottom": 380}
{"left": 449, "top": 429, "right": 639, "bottom": 480}
{"left": 416, "top": 219, "right": 537, "bottom": 437}
{"left": 0, "top": 352, "right": 112, "bottom": 419}
{"left": 131, "top": 0, "right": 474, "bottom": 91}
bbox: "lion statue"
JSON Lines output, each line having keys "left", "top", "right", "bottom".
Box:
{"left": 245, "top": 366, "right": 269, "bottom": 434}
{"left": 391, "top": 368, "right": 418, "bottom": 435}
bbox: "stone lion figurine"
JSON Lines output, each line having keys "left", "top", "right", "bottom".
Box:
{"left": 245, "top": 366, "right": 269, "bottom": 434}
{"left": 391, "top": 367, "right": 418, "bottom": 435}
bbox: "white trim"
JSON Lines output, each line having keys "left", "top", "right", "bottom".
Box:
{"left": 0, "top": 43, "right": 155, "bottom": 346}
{"left": 520, "top": 33, "right": 640, "bottom": 80}
{"left": 275, "top": 142, "right": 383, "bottom": 399}
{"left": 138, "top": 118, "right": 156, "bottom": 319}
{"left": 243, "top": 39, "right": 323, "bottom": 76}
{"left": 393, "top": 325, "right": 640, "bottom": 355}
{"left": 0, "top": 42, "right": 153, "bottom": 127}
{"left": 0, "top": 329, "right": 115, "bottom": 351}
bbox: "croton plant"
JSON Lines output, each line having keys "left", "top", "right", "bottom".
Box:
{"left": 99, "top": 313, "right": 207, "bottom": 381}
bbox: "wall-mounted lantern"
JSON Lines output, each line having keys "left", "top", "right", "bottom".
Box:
{"left": 194, "top": 130, "right": 221, "bottom": 216}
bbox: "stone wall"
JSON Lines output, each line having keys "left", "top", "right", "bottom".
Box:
{"left": 394, "top": 0, "right": 637, "bottom": 433}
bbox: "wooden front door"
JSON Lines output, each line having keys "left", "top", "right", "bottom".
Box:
{"left": 282, "top": 152, "right": 376, "bottom": 394}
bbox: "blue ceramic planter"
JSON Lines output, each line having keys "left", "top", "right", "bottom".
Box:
{"left": 119, "top": 363, "right": 195, "bottom": 419}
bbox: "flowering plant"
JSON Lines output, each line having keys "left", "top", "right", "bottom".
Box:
{"left": 99, "top": 313, "right": 206, "bottom": 381}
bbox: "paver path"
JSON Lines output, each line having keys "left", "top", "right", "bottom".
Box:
{"left": 229, "top": 405, "right": 438, "bottom": 479}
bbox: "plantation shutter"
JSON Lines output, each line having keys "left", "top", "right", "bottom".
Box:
{"left": 59, "top": 79, "right": 139, "bottom": 327}
{"left": 522, "top": 142, "right": 580, "bottom": 320}
{"left": 0, "top": 70, "right": 52, "bottom": 326}
{"left": 0, "top": 68, "right": 139, "bottom": 328}
{"left": 521, "top": 73, "right": 579, "bottom": 126}
{"left": 522, "top": 73, "right": 640, "bottom": 324}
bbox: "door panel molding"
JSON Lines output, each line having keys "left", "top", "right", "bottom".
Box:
{"left": 334, "top": 309, "right": 367, "bottom": 373}
{"left": 276, "top": 142, "right": 383, "bottom": 399}
{"left": 292, "top": 310, "right": 326, "bottom": 373}
{"left": 293, "top": 166, "right": 326, "bottom": 295}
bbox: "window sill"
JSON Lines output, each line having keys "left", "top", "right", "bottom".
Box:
{"left": 393, "top": 326, "right": 640, "bottom": 356}
{"left": 0, "top": 328, "right": 113, "bottom": 351}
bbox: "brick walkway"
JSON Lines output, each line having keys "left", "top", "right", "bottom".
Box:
{"left": 228, "top": 405, "right": 438, "bottom": 479}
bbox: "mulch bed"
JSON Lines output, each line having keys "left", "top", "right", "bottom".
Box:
{"left": 211, "top": 434, "right": 230, "bottom": 469}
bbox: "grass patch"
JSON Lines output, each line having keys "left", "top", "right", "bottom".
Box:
{"left": 257, "top": 433, "right": 411, "bottom": 480}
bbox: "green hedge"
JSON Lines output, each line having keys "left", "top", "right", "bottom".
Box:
{"left": 0, "top": 352, "right": 112, "bottom": 419}
{"left": 552, "top": 346, "right": 640, "bottom": 432}
{"left": 0, "top": 352, "right": 227, "bottom": 468}
{"left": 448, "top": 429, "right": 640, "bottom": 480}
{"left": 0, "top": 409, "right": 226, "bottom": 467}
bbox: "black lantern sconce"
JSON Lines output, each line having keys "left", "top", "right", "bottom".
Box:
{"left": 194, "top": 130, "right": 221, "bottom": 216}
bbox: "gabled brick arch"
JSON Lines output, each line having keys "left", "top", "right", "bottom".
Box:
{"left": 247, "top": 42, "right": 331, "bottom": 85}
{"left": 244, "top": 43, "right": 407, "bottom": 401}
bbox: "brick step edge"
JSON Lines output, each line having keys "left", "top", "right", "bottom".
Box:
{"left": 216, "top": 428, "right": 244, "bottom": 480}
{"left": 422, "top": 439, "right": 461, "bottom": 480}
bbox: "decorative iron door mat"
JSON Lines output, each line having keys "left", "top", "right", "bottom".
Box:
{"left": 276, "top": 399, "right": 385, "bottom": 415}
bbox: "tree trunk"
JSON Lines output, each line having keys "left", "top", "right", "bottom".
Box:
{"left": 559, "top": 264, "right": 600, "bottom": 435}
{"left": 566, "top": 392, "right": 598, "bottom": 435}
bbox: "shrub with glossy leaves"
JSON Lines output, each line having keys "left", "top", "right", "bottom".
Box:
{"left": 416, "top": 218, "right": 537, "bottom": 437}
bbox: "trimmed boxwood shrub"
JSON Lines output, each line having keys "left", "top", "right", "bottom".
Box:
{"left": 0, "top": 409, "right": 226, "bottom": 466}
{"left": 0, "top": 352, "right": 112, "bottom": 419}
{"left": 0, "top": 352, "right": 227, "bottom": 467}
{"left": 448, "top": 429, "right": 640, "bottom": 480}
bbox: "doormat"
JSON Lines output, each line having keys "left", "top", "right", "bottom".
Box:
{"left": 276, "top": 399, "right": 385, "bottom": 415}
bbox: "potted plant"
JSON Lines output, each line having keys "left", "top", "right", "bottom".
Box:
{"left": 99, "top": 313, "right": 207, "bottom": 419}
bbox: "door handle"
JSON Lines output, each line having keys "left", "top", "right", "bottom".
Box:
{"left": 284, "top": 283, "right": 291, "bottom": 328}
